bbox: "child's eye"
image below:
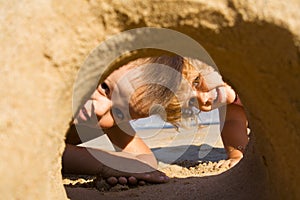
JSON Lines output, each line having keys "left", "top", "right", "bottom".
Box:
{"left": 101, "top": 82, "right": 110, "bottom": 96}
{"left": 112, "top": 107, "right": 124, "bottom": 120}
{"left": 193, "top": 76, "right": 200, "bottom": 87}
{"left": 182, "top": 107, "right": 193, "bottom": 117}
{"left": 188, "top": 97, "right": 197, "bottom": 107}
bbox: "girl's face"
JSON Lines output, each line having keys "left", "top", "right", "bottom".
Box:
{"left": 189, "top": 71, "right": 228, "bottom": 111}
{"left": 74, "top": 65, "right": 142, "bottom": 129}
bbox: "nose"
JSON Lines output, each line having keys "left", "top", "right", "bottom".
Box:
{"left": 91, "top": 89, "right": 112, "bottom": 119}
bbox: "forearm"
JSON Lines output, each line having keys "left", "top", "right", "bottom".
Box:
{"left": 104, "top": 124, "right": 158, "bottom": 169}
{"left": 136, "top": 152, "right": 158, "bottom": 169}
{"left": 219, "top": 104, "right": 249, "bottom": 158}
{"left": 62, "top": 144, "right": 103, "bottom": 174}
{"left": 120, "top": 136, "right": 158, "bottom": 169}
{"left": 221, "top": 119, "right": 248, "bottom": 158}
{"left": 62, "top": 144, "right": 157, "bottom": 175}
{"left": 91, "top": 144, "right": 158, "bottom": 170}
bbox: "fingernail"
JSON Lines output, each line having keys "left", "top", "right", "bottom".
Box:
{"left": 139, "top": 180, "right": 146, "bottom": 186}
{"left": 144, "top": 174, "right": 151, "bottom": 179}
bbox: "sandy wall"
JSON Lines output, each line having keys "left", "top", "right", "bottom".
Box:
{"left": 0, "top": 0, "right": 299, "bottom": 199}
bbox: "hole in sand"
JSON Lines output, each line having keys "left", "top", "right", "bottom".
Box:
{"left": 63, "top": 112, "right": 250, "bottom": 192}
{"left": 62, "top": 66, "right": 250, "bottom": 193}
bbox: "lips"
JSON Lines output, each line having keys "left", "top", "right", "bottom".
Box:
{"left": 213, "top": 87, "right": 224, "bottom": 106}
{"left": 217, "top": 87, "right": 222, "bottom": 102}
{"left": 76, "top": 100, "right": 94, "bottom": 122}
{"left": 212, "top": 88, "right": 219, "bottom": 104}
{"left": 78, "top": 107, "right": 90, "bottom": 121}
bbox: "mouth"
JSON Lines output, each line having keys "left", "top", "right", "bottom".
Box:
{"left": 213, "top": 87, "right": 222, "bottom": 105}
{"left": 213, "top": 88, "right": 218, "bottom": 104}
{"left": 77, "top": 107, "right": 89, "bottom": 121}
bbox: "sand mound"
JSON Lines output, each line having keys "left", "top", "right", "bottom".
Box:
{"left": 1, "top": 0, "right": 300, "bottom": 199}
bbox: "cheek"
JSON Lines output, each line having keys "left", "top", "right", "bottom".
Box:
{"left": 93, "top": 98, "right": 112, "bottom": 117}
{"left": 98, "top": 113, "right": 115, "bottom": 129}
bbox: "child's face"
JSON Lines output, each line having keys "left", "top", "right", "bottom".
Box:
{"left": 74, "top": 65, "right": 143, "bottom": 129}
{"left": 189, "top": 70, "right": 227, "bottom": 111}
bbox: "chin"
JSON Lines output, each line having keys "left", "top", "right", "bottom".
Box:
{"left": 99, "top": 124, "right": 115, "bottom": 129}
{"left": 200, "top": 106, "right": 212, "bottom": 112}
{"left": 98, "top": 120, "right": 115, "bottom": 129}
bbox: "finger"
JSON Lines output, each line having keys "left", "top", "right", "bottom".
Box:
{"left": 128, "top": 176, "right": 138, "bottom": 185}
{"left": 138, "top": 180, "right": 146, "bottom": 186}
{"left": 160, "top": 175, "right": 170, "bottom": 183}
{"left": 106, "top": 177, "right": 118, "bottom": 186}
{"left": 142, "top": 173, "right": 169, "bottom": 183}
{"left": 118, "top": 176, "right": 128, "bottom": 185}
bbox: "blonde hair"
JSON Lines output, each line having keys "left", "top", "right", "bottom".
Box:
{"left": 120, "top": 55, "right": 184, "bottom": 122}
{"left": 104, "top": 55, "right": 217, "bottom": 127}
{"left": 165, "top": 57, "right": 219, "bottom": 127}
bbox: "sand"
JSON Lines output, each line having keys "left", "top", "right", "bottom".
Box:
{"left": 63, "top": 124, "right": 232, "bottom": 199}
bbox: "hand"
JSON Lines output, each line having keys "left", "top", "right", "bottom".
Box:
{"left": 93, "top": 149, "right": 169, "bottom": 186}
{"left": 216, "top": 156, "right": 243, "bottom": 169}
{"left": 106, "top": 176, "right": 141, "bottom": 186}
{"left": 224, "top": 83, "right": 236, "bottom": 104}
{"left": 101, "top": 165, "right": 169, "bottom": 186}
{"left": 105, "top": 173, "right": 169, "bottom": 186}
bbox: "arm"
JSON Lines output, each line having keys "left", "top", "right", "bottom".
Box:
{"left": 62, "top": 144, "right": 168, "bottom": 183}
{"left": 62, "top": 122, "right": 168, "bottom": 183}
{"left": 63, "top": 144, "right": 155, "bottom": 175}
{"left": 218, "top": 85, "right": 249, "bottom": 167}
{"left": 103, "top": 122, "right": 158, "bottom": 169}
{"left": 220, "top": 103, "right": 248, "bottom": 159}
{"left": 62, "top": 143, "right": 103, "bottom": 174}
{"left": 64, "top": 123, "right": 157, "bottom": 169}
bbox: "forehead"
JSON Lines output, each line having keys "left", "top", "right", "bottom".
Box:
{"left": 105, "top": 66, "right": 141, "bottom": 120}
{"left": 106, "top": 64, "right": 133, "bottom": 81}
{"left": 106, "top": 64, "right": 139, "bottom": 89}
{"left": 183, "top": 59, "right": 224, "bottom": 89}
